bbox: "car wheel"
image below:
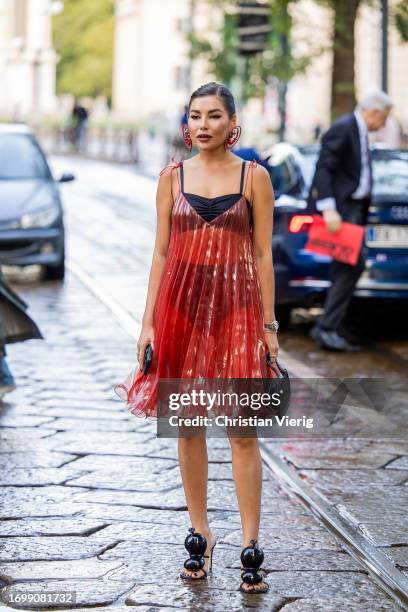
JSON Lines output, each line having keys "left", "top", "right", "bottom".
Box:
{"left": 42, "top": 259, "right": 65, "bottom": 281}
{"left": 275, "top": 305, "right": 292, "bottom": 331}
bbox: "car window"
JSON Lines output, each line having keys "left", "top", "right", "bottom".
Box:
{"left": 298, "top": 153, "right": 318, "bottom": 188}
{"left": 266, "top": 158, "right": 305, "bottom": 197}
{"left": 0, "top": 134, "right": 50, "bottom": 180}
{"left": 372, "top": 155, "right": 408, "bottom": 198}
{"left": 299, "top": 149, "right": 408, "bottom": 198}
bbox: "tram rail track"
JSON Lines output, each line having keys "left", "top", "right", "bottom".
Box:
{"left": 67, "top": 257, "right": 408, "bottom": 611}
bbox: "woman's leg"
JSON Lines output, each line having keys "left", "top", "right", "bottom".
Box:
{"left": 228, "top": 431, "right": 268, "bottom": 591}
{"left": 228, "top": 433, "right": 262, "bottom": 545}
{"left": 178, "top": 432, "right": 216, "bottom": 577}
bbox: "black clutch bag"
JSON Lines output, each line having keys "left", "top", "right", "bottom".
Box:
{"left": 265, "top": 352, "right": 290, "bottom": 416}
{"left": 143, "top": 343, "right": 153, "bottom": 374}
{"left": 266, "top": 352, "right": 289, "bottom": 378}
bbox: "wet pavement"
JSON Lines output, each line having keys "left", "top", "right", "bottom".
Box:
{"left": 0, "top": 156, "right": 407, "bottom": 610}
{"left": 262, "top": 438, "right": 408, "bottom": 571}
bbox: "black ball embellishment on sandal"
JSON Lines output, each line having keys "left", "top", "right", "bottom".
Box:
{"left": 183, "top": 527, "right": 207, "bottom": 573}
{"left": 241, "top": 569, "right": 262, "bottom": 584}
{"left": 184, "top": 556, "right": 205, "bottom": 571}
{"left": 240, "top": 539, "right": 264, "bottom": 568}
{"left": 239, "top": 539, "right": 269, "bottom": 593}
{"left": 184, "top": 527, "right": 207, "bottom": 556}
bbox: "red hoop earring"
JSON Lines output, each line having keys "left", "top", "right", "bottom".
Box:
{"left": 224, "top": 126, "right": 241, "bottom": 149}
{"left": 182, "top": 125, "right": 192, "bottom": 151}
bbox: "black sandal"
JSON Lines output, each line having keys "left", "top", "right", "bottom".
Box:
{"left": 239, "top": 538, "right": 269, "bottom": 593}
{"left": 180, "top": 527, "right": 216, "bottom": 580}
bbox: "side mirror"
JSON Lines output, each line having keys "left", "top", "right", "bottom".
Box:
{"left": 58, "top": 173, "right": 75, "bottom": 183}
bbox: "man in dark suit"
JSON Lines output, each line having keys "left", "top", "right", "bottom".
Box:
{"left": 308, "top": 91, "right": 393, "bottom": 351}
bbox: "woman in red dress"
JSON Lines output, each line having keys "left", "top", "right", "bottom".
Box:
{"left": 115, "top": 82, "right": 279, "bottom": 593}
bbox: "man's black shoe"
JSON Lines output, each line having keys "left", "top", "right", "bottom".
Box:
{"left": 309, "top": 325, "right": 361, "bottom": 352}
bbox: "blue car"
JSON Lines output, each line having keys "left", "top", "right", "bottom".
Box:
{"left": 237, "top": 143, "right": 408, "bottom": 327}
{"left": 0, "top": 123, "right": 75, "bottom": 280}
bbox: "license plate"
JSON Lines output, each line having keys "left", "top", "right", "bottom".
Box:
{"left": 366, "top": 225, "right": 408, "bottom": 248}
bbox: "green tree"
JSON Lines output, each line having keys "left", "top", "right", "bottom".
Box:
{"left": 320, "top": 0, "right": 361, "bottom": 117}
{"left": 394, "top": 0, "right": 408, "bottom": 41}
{"left": 318, "top": 0, "right": 408, "bottom": 116}
{"left": 194, "top": 0, "right": 408, "bottom": 118}
{"left": 53, "top": 0, "right": 114, "bottom": 101}
{"left": 193, "top": 0, "right": 315, "bottom": 102}
{"left": 190, "top": 0, "right": 319, "bottom": 138}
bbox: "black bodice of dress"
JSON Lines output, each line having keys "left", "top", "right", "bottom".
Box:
{"left": 180, "top": 160, "right": 252, "bottom": 225}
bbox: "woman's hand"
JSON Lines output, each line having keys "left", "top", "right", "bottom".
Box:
{"left": 137, "top": 323, "right": 154, "bottom": 371}
{"left": 265, "top": 331, "right": 279, "bottom": 361}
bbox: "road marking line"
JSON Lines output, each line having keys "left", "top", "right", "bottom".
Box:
{"left": 67, "top": 260, "right": 139, "bottom": 341}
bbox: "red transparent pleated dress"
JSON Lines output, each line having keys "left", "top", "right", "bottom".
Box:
{"left": 114, "top": 158, "right": 277, "bottom": 419}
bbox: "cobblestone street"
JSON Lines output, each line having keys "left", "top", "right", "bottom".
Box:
{"left": 0, "top": 157, "right": 407, "bottom": 610}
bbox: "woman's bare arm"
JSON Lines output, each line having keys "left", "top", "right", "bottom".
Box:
{"left": 137, "top": 166, "right": 176, "bottom": 367}
{"left": 248, "top": 164, "right": 279, "bottom": 356}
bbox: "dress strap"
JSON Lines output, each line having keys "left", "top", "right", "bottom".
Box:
{"left": 180, "top": 161, "right": 184, "bottom": 193}
{"left": 159, "top": 158, "right": 183, "bottom": 203}
{"left": 159, "top": 158, "right": 183, "bottom": 176}
{"left": 239, "top": 160, "right": 246, "bottom": 195}
{"left": 243, "top": 159, "right": 258, "bottom": 205}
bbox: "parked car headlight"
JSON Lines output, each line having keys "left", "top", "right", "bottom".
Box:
{"left": 20, "top": 207, "right": 60, "bottom": 228}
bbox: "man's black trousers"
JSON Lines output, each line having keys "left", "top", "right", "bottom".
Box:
{"left": 318, "top": 246, "right": 366, "bottom": 332}
{"left": 318, "top": 198, "right": 368, "bottom": 332}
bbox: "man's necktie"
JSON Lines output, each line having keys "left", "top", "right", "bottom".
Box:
{"left": 366, "top": 133, "right": 373, "bottom": 193}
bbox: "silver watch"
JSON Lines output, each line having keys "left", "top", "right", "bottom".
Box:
{"left": 264, "top": 320, "right": 279, "bottom": 332}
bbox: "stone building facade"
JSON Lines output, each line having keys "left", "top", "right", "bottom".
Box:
{"left": 0, "top": 0, "right": 58, "bottom": 119}
{"left": 113, "top": 0, "right": 408, "bottom": 141}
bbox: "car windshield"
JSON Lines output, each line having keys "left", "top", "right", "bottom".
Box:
{"left": 0, "top": 133, "right": 49, "bottom": 180}
{"left": 300, "top": 149, "right": 408, "bottom": 199}
{"left": 266, "top": 156, "right": 306, "bottom": 197}
{"left": 298, "top": 152, "right": 318, "bottom": 188}
{"left": 372, "top": 153, "right": 408, "bottom": 198}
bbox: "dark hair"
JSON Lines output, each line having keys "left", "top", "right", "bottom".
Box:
{"left": 188, "top": 82, "right": 236, "bottom": 118}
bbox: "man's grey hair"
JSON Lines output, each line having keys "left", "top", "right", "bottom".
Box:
{"left": 358, "top": 91, "right": 393, "bottom": 112}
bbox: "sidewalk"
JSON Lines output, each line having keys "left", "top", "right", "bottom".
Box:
{"left": 0, "top": 271, "right": 398, "bottom": 610}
